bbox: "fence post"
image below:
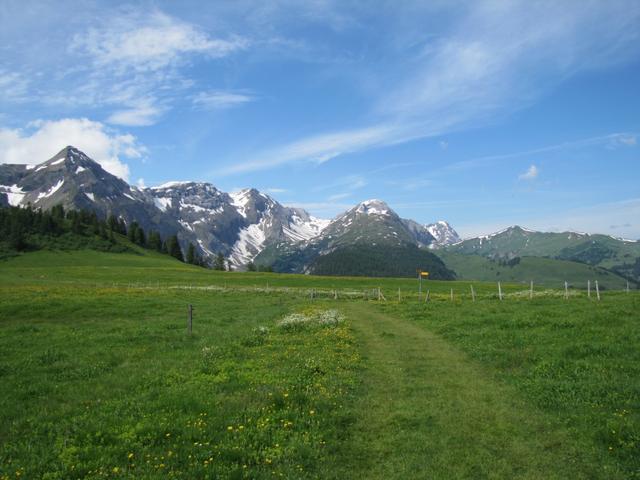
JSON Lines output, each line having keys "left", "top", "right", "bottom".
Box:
{"left": 187, "top": 304, "right": 193, "bottom": 335}
{"left": 588, "top": 280, "right": 591, "bottom": 299}
{"left": 450, "top": 288, "right": 454, "bottom": 301}
{"left": 498, "top": 282, "right": 503, "bottom": 301}
{"left": 595, "top": 281, "right": 601, "bottom": 301}
{"left": 530, "top": 280, "right": 534, "bottom": 299}
{"left": 470, "top": 284, "right": 476, "bottom": 302}
{"left": 564, "top": 281, "right": 569, "bottom": 300}
{"left": 398, "top": 287, "right": 401, "bottom": 302}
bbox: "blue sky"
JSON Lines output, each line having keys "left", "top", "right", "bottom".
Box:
{"left": 1, "top": 1, "right": 639, "bottom": 238}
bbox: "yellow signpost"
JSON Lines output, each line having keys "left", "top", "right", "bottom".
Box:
{"left": 418, "top": 270, "right": 429, "bottom": 297}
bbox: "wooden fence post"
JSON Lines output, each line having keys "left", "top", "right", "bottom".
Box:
{"left": 398, "top": 287, "right": 401, "bottom": 302}
{"left": 425, "top": 289, "right": 430, "bottom": 303}
{"left": 564, "top": 281, "right": 569, "bottom": 300}
{"left": 450, "top": 288, "right": 454, "bottom": 301}
{"left": 498, "top": 282, "right": 503, "bottom": 301}
{"left": 530, "top": 280, "right": 534, "bottom": 299}
{"left": 187, "top": 304, "right": 193, "bottom": 335}
{"left": 470, "top": 285, "right": 476, "bottom": 302}
{"left": 588, "top": 280, "right": 591, "bottom": 299}
{"left": 595, "top": 281, "right": 601, "bottom": 301}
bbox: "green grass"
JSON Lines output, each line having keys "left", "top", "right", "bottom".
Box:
{"left": 0, "top": 286, "right": 360, "bottom": 479}
{"left": 1, "top": 249, "right": 639, "bottom": 479}
{"left": 377, "top": 297, "right": 640, "bottom": 478}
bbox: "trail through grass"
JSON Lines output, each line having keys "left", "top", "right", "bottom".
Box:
{"left": 338, "top": 302, "right": 595, "bottom": 479}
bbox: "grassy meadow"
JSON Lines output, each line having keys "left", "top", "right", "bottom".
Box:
{"left": 1, "top": 250, "right": 639, "bottom": 479}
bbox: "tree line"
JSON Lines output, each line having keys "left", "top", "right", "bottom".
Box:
{"left": 0, "top": 204, "right": 231, "bottom": 270}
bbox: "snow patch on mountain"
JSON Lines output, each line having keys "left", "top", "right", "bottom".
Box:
{"left": 230, "top": 221, "right": 267, "bottom": 266}
{"left": 151, "top": 181, "right": 193, "bottom": 190}
{"left": 85, "top": 192, "right": 95, "bottom": 202}
{"left": 36, "top": 179, "right": 64, "bottom": 201}
{"left": 0, "top": 185, "right": 26, "bottom": 206}
{"left": 284, "top": 213, "right": 330, "bottom": 242}
{"left": 153, "top": 197, "right": 172, "bottom": 212}
{"left": 355, "top": 199, "right": 391, "bottom": 216}
{"left": 230, "top": 189, "right": 253, "bottom": 218}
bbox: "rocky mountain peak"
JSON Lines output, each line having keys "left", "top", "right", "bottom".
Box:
{"left": 426, "top": 220, "right": 461, "bottom": 246}
{"left": 353, "top": 199, "right": 393, "bottom": 216}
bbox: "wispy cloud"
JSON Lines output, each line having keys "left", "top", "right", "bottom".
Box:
{"left": 312, "top": 174, "right": 368, "bottom": 193}
{"left": 435, "top": 132, "right": 640, "bottom": 175}
{"left": 5, "top": 9, "right": 252, "bottom": 126}
{"left": 193, "top": 91, "right": 255, "bottom": 110}
{"left": 265, "top": 187, "right": 287, "bottom": 194}
{"left": 0, "top": 70, "right": 29, "bottom": 102}
{"left": 220, "top": 2, "right": 640, "bottom": 174}
{"left": 71, "top": 10, "right": 248, "bottom": 72}
{"left": 219, "top": 122, "right": 442, "bottom": 175}
{"left": 107, "top": 99, "right": 166, "bottom": 126}
{"left": 327, "top": 192, "right": 351, "bottom": 201}
{"left": 518, "top": 164, "right": 539, "bottom": 181}
{"left": 0, "top": 118, "right": 146, "bottom": 180}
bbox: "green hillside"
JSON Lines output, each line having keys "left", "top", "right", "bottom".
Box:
{"left": 309, "top": 244, "right": 455, "bottom": 279}
{"left": 445, "top": 226, "right": 640, "bottom": 283}
{"left": 436, "top": 251, "right": 632, "bottom": 290}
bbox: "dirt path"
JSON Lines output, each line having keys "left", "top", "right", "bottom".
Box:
{"left": 332, "top": 302, "right": 590, "bottom": 479}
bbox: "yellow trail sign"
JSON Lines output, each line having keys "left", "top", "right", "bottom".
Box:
{"left": 420, "top": 272, "right": 429, "bottom": 277}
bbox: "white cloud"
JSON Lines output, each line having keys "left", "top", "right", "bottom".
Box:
{"left": 327, "top": 192, "right": 351, "bottom": 201}
{"left": 0, "top": 70, "right": 29, "bottom": 102}
{"left": 193, "top": 91, "right": 255, "bottom": 110}
{"left": 107, "top": 99, "right": 166, "bottom": 126}
{"left": 136, "top": 178, "right": 146, "bottom": 188}
{"left": 265, "top": 187, "right": 286, "bottom": 193}
{"left": 611, "top": 134, "right": 637, "bottom": 147}
{"left": 220, "top": 123, "right": 432, "bottom": 175}
{"left": 518, "top": 164, "right": 539, "bottom": 181}
{"left": 72, "top": 10, "right": 248, "bottom": 72}
{"left": 0, "top": 118, "right": 146, "bottom": 180}
{"left": 221, "top": 2, "right": 640, "bottom": 174}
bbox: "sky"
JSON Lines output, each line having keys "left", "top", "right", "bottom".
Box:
{"left": 1, "top": 0, "right": 639, "bottom": 239}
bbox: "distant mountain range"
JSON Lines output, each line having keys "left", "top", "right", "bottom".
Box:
{"left": 444, "top": 225, "right": 640, "bottom": 284}
{"left": 0, "top": 147, "right": 457, "bottom": 273}
{"left": 1, "top": 146, "right": 637, "bottom": 283}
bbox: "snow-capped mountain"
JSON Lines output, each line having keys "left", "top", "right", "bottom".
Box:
{"left": 426, "top": 220, "right": 461, "bottom": 247}
{"left": 1, "top": 147, "right": 461, "bottom": 269}
{"left": 0, "top": 146, "right": 331, "bottom": 268}
{"left": 320, "top": 199, "right": 423, "bottom": 248}
{"left": 0, "top": 146, "right": 182, "bottom": 239}
{"left": 253, "top": 199, "right": 457, "bottom": 273}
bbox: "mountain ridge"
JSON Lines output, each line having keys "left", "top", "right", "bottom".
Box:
{"left": 0, "top": 147, "right": 461, "bottom": 269}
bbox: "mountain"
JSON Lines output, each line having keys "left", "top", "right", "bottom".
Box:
{"left": 254, "top": 199, "right": 456, "bottom": 278}
{"left": 426, "top": 220, "right": 461, "bottom": 247}
{"left": 0, "top": 147, "right": 331, "bottom": 268}
{"left": 0, "top": 146, "right": 182, "bottom": 239}
{"left": 444, "top": 225, "right": 640, "bottom": 283}
{"left": 0, "top": 147, "right": 462, "bottom": 272}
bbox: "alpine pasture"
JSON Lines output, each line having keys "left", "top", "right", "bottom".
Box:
{"left": 1, "top": 250, "right": 638, "bottom": 479}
